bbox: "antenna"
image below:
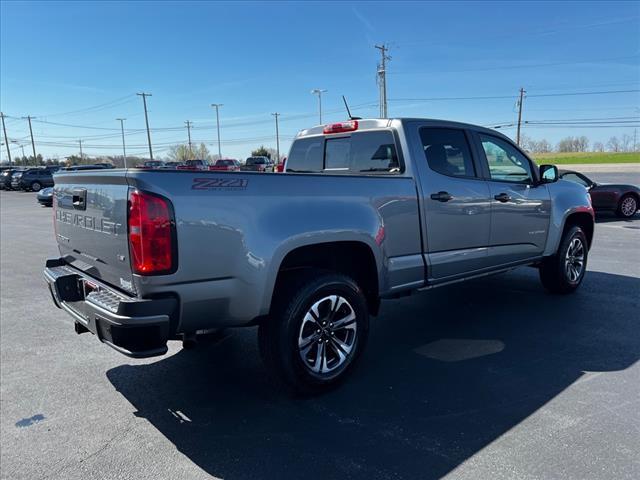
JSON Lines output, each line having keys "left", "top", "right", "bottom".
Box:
{"left": 342, "top": 96, "right": 361, "bottom": 120}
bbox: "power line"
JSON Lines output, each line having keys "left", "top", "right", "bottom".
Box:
{"left": 35, "top": 94, "right": 137, "bottom": 118}
{"left": 389, "top": 88, "right": 640, "bottom": 103}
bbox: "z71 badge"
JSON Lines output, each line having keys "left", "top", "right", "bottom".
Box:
{"left": 192, "top": 178, "right": 248, "bottom": 190}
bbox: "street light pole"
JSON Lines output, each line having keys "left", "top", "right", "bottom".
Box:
{"left": 116, "top": 118, "right": 127, "bottom": 168}
{"left": 311, "top": 89, "right": 327, "bottom": 124}
{"left": 211, "top": 104, "right": 223, "bottom": 160}
{"left": 271, "top": 113, "right": 280, "bottom": 164}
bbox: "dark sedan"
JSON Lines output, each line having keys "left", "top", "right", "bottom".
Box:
{"left": 1, "top": 168, "right": 24, "bottom": 190}
{"left": 37, "top": 187, "right": 54, "bottom": 207}
{"left": 559, "top": 169, "right": 639, "bottom": 218}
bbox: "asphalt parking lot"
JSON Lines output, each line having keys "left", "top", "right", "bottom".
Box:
{"left": 1, "top": 172, "right": 639, "bottom": 480}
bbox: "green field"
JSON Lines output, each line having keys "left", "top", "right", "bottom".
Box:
{"left": 531, "top": 152, "right": 640, "bottom": 164}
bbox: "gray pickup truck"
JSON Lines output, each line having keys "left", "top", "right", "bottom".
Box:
{"left": 44, "top": 118, "right": 594, "bottom": 393}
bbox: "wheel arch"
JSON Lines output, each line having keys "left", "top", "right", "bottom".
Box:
{"left": 266, "top": 240, "right": 382, "bottom": 317}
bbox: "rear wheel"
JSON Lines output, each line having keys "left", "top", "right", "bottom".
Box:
{"left": 30, "top": 181, "right": 42, "bottom": 192}
{"left": 539, "top": 225, "right": 588, "bottom": 294}
{"left": 258, "top": 271, "right": 369, "bottom": 395}
{"left": 616, "top": 194, "right": 638, "bottom": 218}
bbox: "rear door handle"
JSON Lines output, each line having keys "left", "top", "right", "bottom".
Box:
{"left": 494, "top": 193, "right": 511, "bottom": 203}
{"left": 430, "top": 191, "right": 453, "bottom": 202}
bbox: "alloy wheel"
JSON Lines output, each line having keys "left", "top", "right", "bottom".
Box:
{"left": 298, "top": 295, "right": 358, "bottom": 375}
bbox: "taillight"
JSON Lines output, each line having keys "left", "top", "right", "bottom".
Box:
{"left": 323, "top": 120, "right": 358, "bottom": 134}
{"left": 128, "top": 190, "right": 176, "bottom": 275}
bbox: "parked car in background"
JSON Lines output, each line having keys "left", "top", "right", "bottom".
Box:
{"left": 141, "top": 160, "right": 165, "bottom": 169}
{"left": 242, "top": 156, "right": 274, "bottom": 172}
{"left": 177, "top": 159, "right": 209, "bottom": 170}
{"left": 12, "top": 168, "right": 55, "bottom": 191}
{"left": 209, "top": 159, "right": 241, "bottom": 172}
{"left": 163, "top": 161, "right": 183, "bottom": 169}
{"left": 559, "top": 169, "right": 639, "bottom": 218}
{"left": 1, "top": 168, "right": 24, "bottom": 189}
{"left": 37, "top": 187, "right": 54, "bottom": 207}
{"left": 276, "top": 157, "right": 287, "bottom": 173}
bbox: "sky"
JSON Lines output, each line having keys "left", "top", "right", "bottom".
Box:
{"left": 1, "top": 0, "right": 639, "bottom": 161}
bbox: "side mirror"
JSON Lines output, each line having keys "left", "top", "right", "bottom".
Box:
{"left": 539, "top": 164, "right": 558, "bottom": 184}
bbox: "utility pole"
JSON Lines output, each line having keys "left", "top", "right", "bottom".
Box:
{"left": 23, "top": 115, "right": 37, "bottom": 164}
{"left": 137, "top": 92, "right": 153, "bottom": 160}
{"left": 375, "top": 44, "right": 391, "bottom": 118}
{"left": 272, "top": 113, "right": 280, "bottom": 163}
{"left": 78, "top": 139, "right": 84, "bottom": 162}
{"left": 516, "top": 87, "right": 526, "bottom": 146}
{"left": 116, "top": 118, "right": 127, "bottom": 168}
{"left": 634, "top": 128, "right": 638, "bottom": 152}
{"left": 211, "top": 103, "right": 223, "bottom": 160}
{"left": 185, "top": 120, "right": 193, "bottom": 158}
{"left": 310, "top": 89, "right": 327, "bottom": 124}
{"left": 0, "top": 112, "right": 11, "bottom": 165}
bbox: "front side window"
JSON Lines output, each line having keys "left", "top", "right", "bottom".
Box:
{"left": 420, "top": 128, "right": 476, "bottom": 178}
{"left": 479, "top": 134, "right": 533, "bottom": 183}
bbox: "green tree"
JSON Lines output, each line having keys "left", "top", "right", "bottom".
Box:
{"left": 251, "top": 145, "right": 271, "bottom": 159}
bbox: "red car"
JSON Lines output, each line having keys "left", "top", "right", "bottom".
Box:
{"left": 276, "top": 157, "right": 287, "bottom": 173}
{"left": 209, "top": 159, "right": 241, "bottom": 172}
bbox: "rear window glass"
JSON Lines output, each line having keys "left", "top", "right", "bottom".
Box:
{"left": 287, "top": 130, "right": 400, "bottom": 174}
{"left": 325, "top": 137, "right": 351, "bottom": 170}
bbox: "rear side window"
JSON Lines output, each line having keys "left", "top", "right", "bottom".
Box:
{"left": 287, "top": 130, "right": 400, "bottom": 174}
{"left": 420, "top": 128, "right": 476, "bottom": 178}
{"left": 351, "top": 131, "right": 399, "bottom": 173}
{"left": 287, "top": 137, "right": 323, "bottom": 172}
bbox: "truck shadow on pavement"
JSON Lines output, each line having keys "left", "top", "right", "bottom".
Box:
{"left": 107, "top": 269, "right": 639, "bottom": 480}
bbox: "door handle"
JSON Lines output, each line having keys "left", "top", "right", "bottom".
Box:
{"left": 494, "top": 193, "right": 511, "bottom": 203}
{"left": 430, "top": 191, "right": 453, "bottom": 202}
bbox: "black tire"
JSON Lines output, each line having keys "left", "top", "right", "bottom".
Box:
{"left": 30, "top": 181, "right": 42, "bottom": 192}
{"left": 616, "top": 194, "right": 638, "bottom": 218}
{"left": 539, "top": 225, "right": 588, "bottom": 294}
{"left": 258, "top": 270, "right": 369, "bottom": 395}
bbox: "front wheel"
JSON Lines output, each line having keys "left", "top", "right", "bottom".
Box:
{"left": 539, "top": 225, "right": 588, "bottom": 294}
{"left": 258, "top": 271, "right": 369, "bottom": 395}
{"left": 616, "top": 194, "right": 638, "bottom": 218}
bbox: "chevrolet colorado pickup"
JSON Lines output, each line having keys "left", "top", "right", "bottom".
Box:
{"left": 44, "top": 118, "right": 594, "bottom": 394}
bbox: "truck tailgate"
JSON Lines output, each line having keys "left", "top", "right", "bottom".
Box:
{"left": 53, "top": 171, "right": 136, "bottom": 294}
